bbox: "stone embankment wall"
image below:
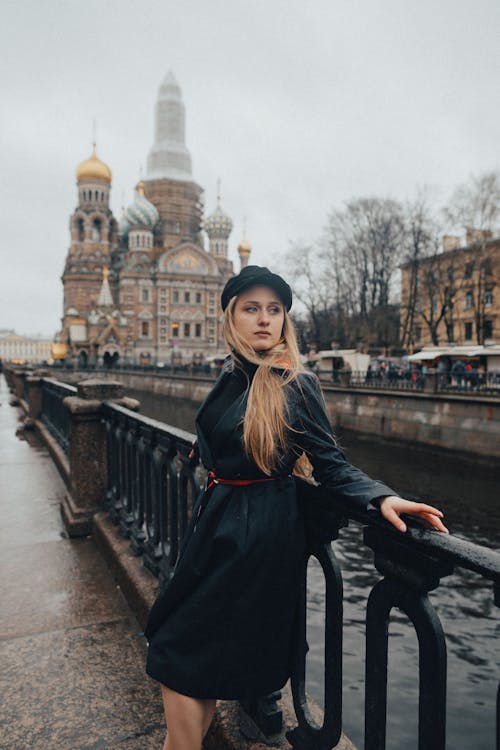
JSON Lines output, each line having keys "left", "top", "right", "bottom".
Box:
{"left": 63, "top": 370, "right": 500, "bottom": 460}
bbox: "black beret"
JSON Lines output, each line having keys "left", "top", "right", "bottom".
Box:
{"left": 221, "top": 265, "right": 293, "bottom": 311}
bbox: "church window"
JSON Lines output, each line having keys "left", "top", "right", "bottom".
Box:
{"left": 92, "top": 219, "right": 101, "bottom": 241}
{"left": 184, "top": 323, "right": 190, "bottom": 337}
{"left": 184, "top": 291, "right": 190, "bottom": 303}
{"left": 77, "top": 218, "right": 84, "bottom": 242}
{"left": 195, "top": 323, "right": 201, "bottom": 337}
{"left": 141, "top": 321, "right": 149, "bottom": 337}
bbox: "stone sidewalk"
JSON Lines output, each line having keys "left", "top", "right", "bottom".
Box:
{"left": 0, "top": 375, "right": 166, "bottom": 750}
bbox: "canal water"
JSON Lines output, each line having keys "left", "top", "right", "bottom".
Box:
{"left": 131, "top": 388, "right": 499, "bottom": 750}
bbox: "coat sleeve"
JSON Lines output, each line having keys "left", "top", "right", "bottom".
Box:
{"left": 288, "top": 371, "right": 400, "bottom": 511}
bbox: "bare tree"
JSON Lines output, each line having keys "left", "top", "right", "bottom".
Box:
{"left": 323, "top": 197, "right": 405, "bottom": 347}
{"left": 399, "top": 195, "right": 441, "bottom": 349}
{"left": 279, "top": 242, "right": 338, "bottom": 350}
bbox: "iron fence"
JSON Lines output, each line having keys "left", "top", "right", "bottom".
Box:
{"left": 40, "top": 378, "right": 77, "bottom": 454}
{"left": 100, "top": 400, "right": 500, "bottom": 750}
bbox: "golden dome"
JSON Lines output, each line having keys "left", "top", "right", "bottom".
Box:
{"left": 76, "top": 146, "right": 112, "bottom": 184}
{"left": 237, "top": 239, "right": 252, "bottom": 256}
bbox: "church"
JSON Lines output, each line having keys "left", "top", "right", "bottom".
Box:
{"left": 57, "top": 71, "right": 251, "bottom": 367}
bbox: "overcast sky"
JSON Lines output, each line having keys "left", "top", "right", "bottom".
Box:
{"left": 2, "top": 0, "right": 499, "bottom": 337}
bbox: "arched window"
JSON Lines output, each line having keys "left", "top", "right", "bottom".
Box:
{"left": 92, "top": 219, "right": 101, "bottom": 241}
{"left": 77, "top": 218, "right": 84, "bottom": 242}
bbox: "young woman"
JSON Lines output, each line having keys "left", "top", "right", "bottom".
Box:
{"left": 144, "top": 265, "right": 448, "bottom": 750}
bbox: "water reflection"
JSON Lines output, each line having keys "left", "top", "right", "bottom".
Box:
{"left": 130, "top": 388, "right": 499, "bottom": 750}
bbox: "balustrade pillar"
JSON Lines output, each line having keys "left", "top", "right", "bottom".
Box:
{"left": 423, "top": 368, "right": 438, "bottom": 394}
{"left": 26, "top": 370, "right": 50, "bottom": 421}
{"left": 60, "top": 378, "right": 139, "bottom": 537}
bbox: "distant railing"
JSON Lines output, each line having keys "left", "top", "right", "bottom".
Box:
{"left": 100, "top": 400, "right": 500, "bottom": 750}
{"left": 317, "top": 369, "right": 500, "bottom": 396}
{"left": 40, "top": 378, "right": 77, "bottom": 454}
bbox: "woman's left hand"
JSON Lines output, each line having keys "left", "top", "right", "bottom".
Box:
{"left": 379, "top": 495, "right": 449, "bottom": 534}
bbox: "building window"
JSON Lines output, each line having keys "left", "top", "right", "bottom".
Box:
{"left": 482, "top": 258, "right": 493, "bottom": 276}
{"left": 77, "top": 218, "right": 85, "bottom": 242}
{"left": 484, "top": 289, "right": 493, "bottom": 307}
{"left": 464, "top": 291, "right": 473, "bottom": 310}
{"left": 415, "top": 326, "right": 422, "bottom": 341}
{"left": 195, "top": 323, "right": 201, "bottom": 337}
{"left": 160, "top": 305, "right": 166, "bottom": 313}
{"left": 184, "top": 291, "right": 190, "bottom": 303}
{"left": 92, "top": 219, "right": 101, "bottom": 242}
{"left": 171, "top": 322, "right": 179, "bottom": 337}
{"left": 184, "top": 323, "right": 190, "bottom": 337}
{"left": 464, "top": 322, "right": 473, "bottom": 340}
{"left": 142, "top": 289, "right": 149, "bottom": 302}
{"left": 160, "top": 327, "right": 166, "bottom": 334}
{"left": 196, "top": 292, "right": 201, "bottom": 304}
{"left": 483, "top": 320, "right": 493, "bottom": 339}
{"left": 446, "top": 323, "right": 454, "bottom": 342}
{"left": 160, "top": 336, "right": 166, "bottom": 343}
{"left": 464, "top": 262, "right": 474, "bottom": 279}
{"left": 174, "top": 221, "right": 181, "bottom": 234}
{"left": 173, "top": 291, "right": 179, "bottom": 303}
{"left": 141, "top": 321, "right": 149, "bottom": 337}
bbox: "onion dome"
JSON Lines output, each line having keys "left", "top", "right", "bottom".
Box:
{"left": 204, "top": 196, "right": 233, "bottom": 239}
{"left": 237, "top": 239, "right": 252, "bottom": 255}
{"left": 76, "top": 145, "right": 112, "bottom": 184}
{"left": 124, "top": 181, "right": 159, "bottom": 229}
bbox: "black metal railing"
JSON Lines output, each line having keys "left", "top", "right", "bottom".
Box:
{"left": 40, "top": 378, "right": 77, "bottom": 454}
{"left": 101, "top": 401, "right": 500, "bottom": 750}
{"left": 317, "top": 369, "right": 500, "bottom": 396}
{"left": 102, "top": 401, "right": 203, "bottom": 585}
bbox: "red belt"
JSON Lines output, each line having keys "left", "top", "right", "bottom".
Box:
{"left": 206, "top": 470, "right": 277, "bottom": 491}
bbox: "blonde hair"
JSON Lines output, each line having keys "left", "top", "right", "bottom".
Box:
{"left": 223, "top": 294, "right": 313, "bottom": 478}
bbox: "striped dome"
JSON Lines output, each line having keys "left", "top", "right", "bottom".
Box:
{"left": 124, "top": 182, "right": 159, "bottom": 229}
{"left": 204, "top": 201, "right": 233, "bottom": 239}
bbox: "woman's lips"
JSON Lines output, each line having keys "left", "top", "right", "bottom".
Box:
{"left": 255, "top": 332, "right": 271, "bottom": 336}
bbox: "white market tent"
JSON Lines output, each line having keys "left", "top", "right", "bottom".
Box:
{"left": 407, "top": 345, "right": 500, "bottom": 370}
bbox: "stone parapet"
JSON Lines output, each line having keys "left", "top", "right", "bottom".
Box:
{"left": 60, "top": 379, "right": 140, "bottom": 538}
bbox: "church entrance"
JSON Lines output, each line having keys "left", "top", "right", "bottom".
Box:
{"left": 103, "top": 351, "right": 119, "bottom": 369}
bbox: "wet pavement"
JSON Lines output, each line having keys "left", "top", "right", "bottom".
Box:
{"left": 0, "top": 376, "right": 166, "bottom": 750}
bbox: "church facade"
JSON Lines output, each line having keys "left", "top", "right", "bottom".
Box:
{"left": 58, "top": 71, "right": 251, "bottom": 367}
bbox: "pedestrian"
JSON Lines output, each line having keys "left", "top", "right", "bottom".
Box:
{"left": 144, "top": 265, "right": 448, "bottom": 750}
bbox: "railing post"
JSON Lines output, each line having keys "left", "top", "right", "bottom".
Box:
{"left": 339, "top": 367, "right": 352, "bottom": 387}
{"left": 26, "top": 370, "right": 50, "bottom": 421}
{"left": 60, "top": 378, "right": 139, "bottom": 537}
{"left": 423, "top": 368, "right": 438, "bottom": 394}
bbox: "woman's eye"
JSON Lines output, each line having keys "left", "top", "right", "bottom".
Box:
{"left": 244, "top": 306, "right": 257, "bottom": 312}
{"left": 269, "top": 307, "right": 282, "bottom": 314}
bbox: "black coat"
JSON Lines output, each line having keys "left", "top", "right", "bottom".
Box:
{"left": 144, "top": 358, "right": 397, "bottom": 700}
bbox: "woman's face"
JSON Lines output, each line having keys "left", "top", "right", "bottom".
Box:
{"left": 232, "top": 285, "right": 285, "bottom": 351}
